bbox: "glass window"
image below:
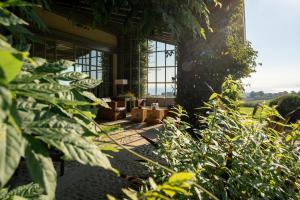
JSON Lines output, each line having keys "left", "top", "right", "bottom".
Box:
{"left": 148, "top": 53, "right": 156, "bottom": 67}
{"left": 166, "top": 51, "right": 175, "bottom": 66}
{"left": 166, "top": 44, "right": 175, "bottom": 51}
{"left": 157, "top": 83, "right": 165, "bottom": 97}
{"left": 146, "top": 40, "right": 177, "bottom": 97}
{"left": 166, "top": 67, "right": 176, "bottom": 82}
{"left": 156, "top": 42, "right": 165, "bottom": 51}
{"left": 156, "top": 67, "right": 165, "bottom": 82}
{"left": 148, "top": 40, "right": 156, "bottom": 52}
{"left": 148, "top": 68, "right": 156, "bottom": 82}
{"left": 157, "top": 52, "right": 165, "bottom": 66}
{"left": 166, "top": 83, "right": 175, "bottom": 97}
{"left": 147, "top": 83, "right": 156, "bottom": 96}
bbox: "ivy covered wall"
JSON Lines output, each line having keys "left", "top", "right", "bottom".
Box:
{"left": 176, "top": 0, "right": 257, "bottom": 124}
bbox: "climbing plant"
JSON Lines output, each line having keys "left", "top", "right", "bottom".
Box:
{"left": 176, "top": 0, "right": 258, "bottom": 124}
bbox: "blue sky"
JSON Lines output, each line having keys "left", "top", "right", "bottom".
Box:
{"left": 243, "top": 0, "right": 300, "bottom": 92}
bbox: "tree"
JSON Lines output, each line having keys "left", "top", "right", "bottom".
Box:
{"left": 176, "top": 0, "right": 257, "bottom": 125}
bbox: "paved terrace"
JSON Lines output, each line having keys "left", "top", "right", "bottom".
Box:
{"left": 9, "top": 119, "right": 164, "bottom": 200}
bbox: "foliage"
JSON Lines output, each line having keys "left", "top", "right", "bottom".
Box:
{"left": 56, "top": 0, "right": 221, "bottom": 40}
{"left": 107, "top": 172, "right": 196, "bottom": 200}
{"left": 117, "top": 91, "right": 137, "bottom": 101}
{"left": 0, "top": 1, "right": 115, "bottom": 199}
{"left": 269, "top": 94, "right": 300, "bottom": 123}
{"left": 176, "top": 0, "right": 258, "bottom": 123}
{"left": 148, "top": 77, "right": 300, "bottom": 199}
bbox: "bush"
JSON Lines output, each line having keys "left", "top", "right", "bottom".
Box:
{"left": 269, "top": 94, "right": 300, "bottom": 121}
{"left": 147, "top": 78, "right": 300, "bottom": 200}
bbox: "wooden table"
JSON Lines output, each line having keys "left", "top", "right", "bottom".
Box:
{"left": 131, "top": 107, "right": 148, "bottom": 122}
{"left": 146, "top": 108, "right": 168, "bottom": 125}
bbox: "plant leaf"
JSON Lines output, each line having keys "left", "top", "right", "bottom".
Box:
{"left": 25, "top": 137, "right": 56, "bottom": 199}
{"left": 34, "top": 128, "right": 115, "bottom": 172}
{"left": 0, "top": 124, "right": 24, "bottom": 187}
{"left": 81, "top": 91, "right": 109, "bottom": 108}
{"left": 0, "top": 87, "right": 12, "bottom": 121}
{"left": 0, "top": 51, "right": 23, "bottom": 84}
{"left": 71, "top": 79, "right": 102, "bottom": 89}
{"left": 0, "top": 7, "right": 28, "bottom": 26}
{"left": 10, "top": 83, "right": 71, "bottom": 94}
{"left": 56, "top": 72, "right": 89, "bottom": 81}
{"left": 3, "top": 183, "right": 42, "bottom": 200}
{"left": 35, "top": 60, "right": 74, "bottom": 73}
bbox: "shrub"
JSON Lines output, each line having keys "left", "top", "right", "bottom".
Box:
{"left": 147, "top": 77, "right": 300, "bottom": 200}
{"left": 270, "top": 94, "right": 300, "bottom": 121}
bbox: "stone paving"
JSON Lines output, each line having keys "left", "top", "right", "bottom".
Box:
{"left": 55, "top": 121, "right": 163, "bottom": 200}
{"left": 8, "top": 119, "right": 163, "bottom": 200}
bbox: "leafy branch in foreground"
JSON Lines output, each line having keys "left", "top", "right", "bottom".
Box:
{"left": 0, "top": 2, "right": 115, "bottom": 198}
{"left": 148, "top": 76, "right": 300, "bottom": 199}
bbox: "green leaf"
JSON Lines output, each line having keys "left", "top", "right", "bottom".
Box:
{"left": 71, "top": 79, "right": 102, "bottom": 89}
{"left": 81, "top": 91, "right": 109, "bottom": 108}
{"left": 0, "top": 38, "right": 20, "bottom": 53}
{"left": 0, "top": 86, "right": 12, "bottom": 121}
{"left": 0, "top": 0, "right": 36, "bottom": 8}
{"left": 34, "top": 127, "right": 115, "bottom": 172}
{"left": 209, "top": 93, "right": 219, "bottom": 100}
{"left": 25, "top": 137, "right": 56, "bottom": 199}
{"left": 122, "top": 189, "right": 138, "bottom": 200}
{"left": 2, "top": 183, "right": 42, "bottom": 200}
{"left": 35, "top": 60, "right": 74, "bottom": 73}
{"left": 0, "top": 7, "right": 28, "bottom": 26}
{"left": 10, "top": 83, "right": 71, "bottom": 94}
{"left": 168, "top": 172, "right": 195, "bottom": 184}
{"left": 25, "top": 114, "right": 94, "bottom": 136}
{"left": 56, "top": 71, "right": 89, "bottom": 81}
{"left": 0, "top": 124, "right": 25, "bottom": 187}
{"left": 0, "top": 51, "right": 23, "bottom": 84}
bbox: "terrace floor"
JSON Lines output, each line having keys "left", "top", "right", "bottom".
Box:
{"left": 10, "top": 118, "right": 164, "bottom": 200}
{"left": 56, "top": 119, "right": 163, "bottom": 199}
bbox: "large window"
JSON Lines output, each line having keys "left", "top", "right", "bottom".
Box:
{"left": 147, "top": 40, "right": 177, "bottom": 97}
{"left": 31, "top": 39, "right": 112, "bottom": 97}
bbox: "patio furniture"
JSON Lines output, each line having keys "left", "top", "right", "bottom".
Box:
{"left": 146, "top": 108, "right": 168, "bottom": 125}
{"left": 131, "top": 107, "right": 148, "bottom": 122}
{"left": 135, "top": 98, "right": 146, "bottom": 107}
{"left": 96, "top": 98, "right": 127, "bottom": 121}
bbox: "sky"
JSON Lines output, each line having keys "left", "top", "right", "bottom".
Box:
{"left": 243, "top": 0, "right": 300, "bottom": 93}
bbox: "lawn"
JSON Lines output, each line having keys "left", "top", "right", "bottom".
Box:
{"left": 240, "top": 106, "right": 254, "bottom": 116}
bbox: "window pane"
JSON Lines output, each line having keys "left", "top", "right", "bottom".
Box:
{"left": 148, "top": 68, "right": 156, "bottom": 82}
{"left": 75, "top": 64, "right": 82, "bottom": 72}
{"left": 147, "top": 83, "right": 156, "bottom": 96}
{"left": 166, "top": 67, "right": 176, "bottom": 82}
{"left": 82, "top": 65, "right": 89, "bottom": 72}
{"left": 157, "top": 83, "right": 165, "bottom": 97}
{"left": 166, "top": 83, "right": 175, "bottom": 97}
{"left": 157, "top": 42, "right": 165, "bottom": 51}
{"left": 157, "top": 52, "right": 165, "bottom": 66}
{"left": 166, "top": 44, "right": 175, "bottom": 51}
{"left": 91, "top": 71, "right": 96, "bottom": 79}
{"left": 166, "top": 51, "right": 175, "bottom": 66}
{"left": 148, "top": 53, "right": 156, "bottom": 67}
{"left": 157, "top": 67, "right": 165, "bottom": 82}
{"left": 91, "top": 50, "right": 96, "bottom": 57}
{"left": 91, "top": 57, "right": 97, "bottom": 66}
{"left": 148, "top": 40, "right": 156, "bottom": 52}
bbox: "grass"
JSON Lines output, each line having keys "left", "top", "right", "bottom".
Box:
{"left": 240, "top": 107, "right": 254, "bottom": 115}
